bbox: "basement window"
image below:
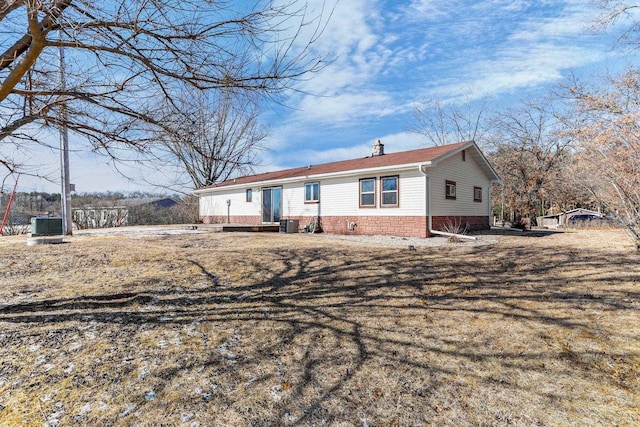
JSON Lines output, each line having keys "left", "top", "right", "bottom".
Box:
{"left": 446, "top": 180, "right": 457, "bottom": 200}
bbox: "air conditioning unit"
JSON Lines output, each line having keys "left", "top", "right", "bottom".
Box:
{"left": 31, "top": 217, "right": 63, "bottom": 236}
{"left": 279, "top": 219, "right": 299, "bottom": 233}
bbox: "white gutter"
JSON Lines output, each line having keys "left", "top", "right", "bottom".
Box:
{"left": 488, "top": 182, "right": 492, "bottom": 225}
{"left": 418, "top": 164, "right": 477, "bottom": 241}
{"left": 428, "top": 229, "right": 477, "bottom": 240}
{"left": 418, "top": 165, "right": 432, "bottom": 232}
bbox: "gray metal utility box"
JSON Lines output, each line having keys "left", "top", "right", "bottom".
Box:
{"left": 31, "top": 217, "right": 63, "bottom": 236}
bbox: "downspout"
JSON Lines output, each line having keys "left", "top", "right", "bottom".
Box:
{"left": 418, "top": 165, "right": 432, "bottom": 236}
{"left": 418, "top": 164, "right": 477, "bottom": 241}
{"left": 488, "top": 182, "right": 493, "bottom": 226}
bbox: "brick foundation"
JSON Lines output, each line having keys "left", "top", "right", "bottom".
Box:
{"left": 200, "top": 214, "right": 489, "bottom": 237}
{"left": 274, "top": 215, "right": 429, "bottom": 238}
{"left": 431, "top": 216, "right": 490, "bottom": 232}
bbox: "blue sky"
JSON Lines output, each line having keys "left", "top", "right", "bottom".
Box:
{"left": 13, "top": 0, "right": 638, "bottom": 194}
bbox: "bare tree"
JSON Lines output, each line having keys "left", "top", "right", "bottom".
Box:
{"left": 575, "top": 1, "right": 640, "bottom": 248}
{"left": 487, "top": 97, "right": 573, "bottom": 223}
{"left": 0, "top": 0, "right": 328, "bottom": 178}
{"left": 567, "top": 69, "right": 640, "bottom": 248}
{"left": 152, "top": 90, "right": 269, "bottom": 189}
{"left": 410, "top": 98, "right": 486, "bottom": 146}
{"left": 594, "top": 1, "right": 640, "bottom": 50}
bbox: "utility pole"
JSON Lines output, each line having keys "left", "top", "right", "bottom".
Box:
{"left": 59, "top": 39, "right": 72, "bottom": 235}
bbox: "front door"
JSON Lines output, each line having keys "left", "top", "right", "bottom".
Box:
{"left": 261, "top": 187, "right": 282, "bottom": 223}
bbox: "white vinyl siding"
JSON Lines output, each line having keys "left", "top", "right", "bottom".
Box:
{"left": 199, "top": 187, "right": 261, "bottom": 217}
{"left": 319, "top": 170, "right": 425, "bottom": 217}
{"left": 430, "top": 152, "right": 490, "bottom": 217}
{"left": 282, "top": 183, "right": 320, "bottom": 217}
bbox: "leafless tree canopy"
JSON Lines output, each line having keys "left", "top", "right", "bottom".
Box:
{"left": 0, "top": 0, "right": 327, "bottom": 179}
{"left": 486, "top": 98, "right": 574, "bottom": 222}
{"left": 567, "top": 69, "right": 640, "bottom": 247}
{"left": 410, "top": 99, "right": 486, "bottom": 147}
{"left": 151, "top": 90, "right": 269, "bottom": 189}
{"left": 594, "top": 1, "right": 640, "bottom": 50}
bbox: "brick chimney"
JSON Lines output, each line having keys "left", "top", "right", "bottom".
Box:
{"left": 372, "top": 139, "right": 384, "bottom": 156}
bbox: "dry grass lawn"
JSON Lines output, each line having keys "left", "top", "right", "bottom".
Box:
{"left": 0, "top": 228, "right": 639, "bottom": 426}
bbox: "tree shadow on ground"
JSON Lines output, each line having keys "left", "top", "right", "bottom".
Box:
{"left": 0, "top": 235, "right": 639, "bottom": 425}
{"left": 474, "top": 227, "right": 565, "bottom": 238}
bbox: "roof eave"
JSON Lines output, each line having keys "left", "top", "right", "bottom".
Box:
{"left": 193, "top": 162, "right": 429, "bottom": 195}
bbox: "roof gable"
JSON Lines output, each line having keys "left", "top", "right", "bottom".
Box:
{"left": 195, "top": 141, "right": 499, "bottom": 192}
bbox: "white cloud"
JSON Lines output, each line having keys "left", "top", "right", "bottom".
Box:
{"left": 261, "top": 0, "right": 619, "bottom": 174}
{"left": 402, "top": 0, "right": 453, "bottom": 21}
{"left": 296, "top": 91, "right": 398, "bottom": 123}
{"left": 277, "top": 0, "right": 398, "bottom": 134}
{"left": 408, "top": 1, "right": 611, "bottom": 103}
{"left": 286, "top": 0, "right": 611, "bottom": 128}
{"left": 507, "top": 3, "right": 598, "bottom": 42}
{"left": 438, "top": 44, "right": 604, "bottom": 102}
{"left": 259, "top": 130, "right": 425, "bottom": 174}
{"left": 5, "top": 131, "right": 184, "bottom": 194}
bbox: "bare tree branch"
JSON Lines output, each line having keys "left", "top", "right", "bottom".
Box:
{"left": 593, "top": 1, "right": 640, "bottom": 50}
{"left": 0, "top": 0, "right": 329, "bottom": 178}
{"left": 566, "top": 68, "right": 640, "bottom": 248}
{"left": 409, "top": 98, "right": 486, "bottom": 146}
{"left": 486, "top": 97, "right": 575, "bottom": 223}
{"left": 148, "top": 90, "right": 268, "bottom": 189}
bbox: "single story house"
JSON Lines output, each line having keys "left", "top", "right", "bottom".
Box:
{"left": 194, "top": 140, "right": 501, "bottom": 238}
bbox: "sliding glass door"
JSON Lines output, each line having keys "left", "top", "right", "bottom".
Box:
{"left": 261, "top": 187, "right": 282, "bottom": 223}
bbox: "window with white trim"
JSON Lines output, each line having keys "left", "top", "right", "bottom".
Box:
{"left": 360, "top": 178, "right": 376, "bottom": 207}
{"left": 305, "top": 182, "right": 320, "bottom": 203}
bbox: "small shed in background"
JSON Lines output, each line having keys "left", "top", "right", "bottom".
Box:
{"left": 537, "top": 208, "right": 603, "bottom": 228}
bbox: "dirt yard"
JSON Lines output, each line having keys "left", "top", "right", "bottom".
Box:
{"left": 0, "top": 228, "right": 638, "bottom": 426}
